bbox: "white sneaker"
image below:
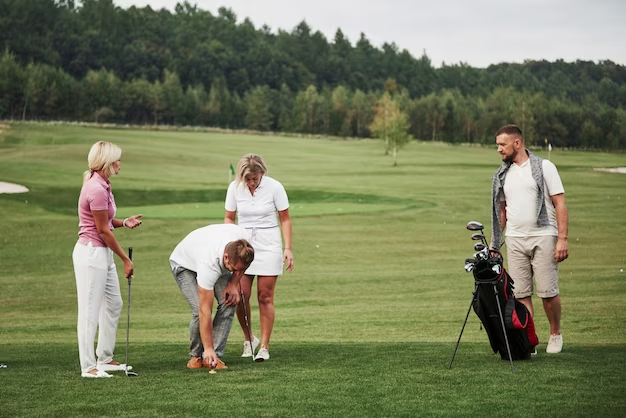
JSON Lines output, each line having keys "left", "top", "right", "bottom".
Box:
{"left": 98, "top": 362, "right": 132, "bottom": 371}
{"left": 546, "top": 333, "right": 563, "bottom": 354}
{"left": 254, "top": 347, "right": 270, "bottom": 362}
{"left": 81, "top": 369, "right": 113, "bottom": 378}
{"left": 242, "top": 336, "right": 260, "bottom": 358}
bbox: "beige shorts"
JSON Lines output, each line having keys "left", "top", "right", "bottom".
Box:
{"left": 505, "top": 235, "right": 559, "bottom": 299}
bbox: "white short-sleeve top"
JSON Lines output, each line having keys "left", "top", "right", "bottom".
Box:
{"left": 225, "top": 176, "right": 289, "bottom": 227}
{"left": 169, "top": 224, "right": 248, "bottom": 290}
{"left": 503, "top": 159, "right": 565, "bottom": 237}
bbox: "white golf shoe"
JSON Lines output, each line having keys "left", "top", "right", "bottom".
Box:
{"left": 81, "top": 369, "right": 113, "bottom": 378}
{"left": 546, "top": 333, "right": 563, "bottom": 354}
{"left": 255, "top": 347, "right": 270, "bottom": 362}
{"left": 242, "top": 336, "right": 260, "bottom": 358}
{"left": 98, "top": 362, "right": 132, "bottom": 371}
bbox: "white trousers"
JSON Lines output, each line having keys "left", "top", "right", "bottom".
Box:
{"left": 72, "top": 241, "right": 123, "bottom": 373}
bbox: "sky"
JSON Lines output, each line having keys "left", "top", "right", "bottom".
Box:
{"left": 113, "top": 0, "right": 626, "bottom": 68}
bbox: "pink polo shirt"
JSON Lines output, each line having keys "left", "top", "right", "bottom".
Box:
{"left": 77, "top": 172, "right": 116, "bottom": 247}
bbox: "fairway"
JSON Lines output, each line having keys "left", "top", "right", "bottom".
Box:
{"left": 1, "top": 123, "right": 625, "bottom": 417}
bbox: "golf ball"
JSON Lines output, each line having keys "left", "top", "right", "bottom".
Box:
{"left": 620, "top": 269, "right": 623, "bottom": 273}
{"left": 209, "top": 370, "right": 217, "bottom": 374}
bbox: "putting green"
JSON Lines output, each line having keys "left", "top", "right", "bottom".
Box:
{"left": 122, "top": 200, "right": 430, "bottom": 219}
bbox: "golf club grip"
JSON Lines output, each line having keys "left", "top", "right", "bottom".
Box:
{"left": 128, "top": 247, "right": 133, "bottom": 261}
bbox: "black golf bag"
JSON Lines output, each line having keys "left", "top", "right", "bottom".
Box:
{"left": 471, "top": 257, "right": 539, "bottom": 361}
{"left": 450, "top": 221, "right": 540, "bottom": 371}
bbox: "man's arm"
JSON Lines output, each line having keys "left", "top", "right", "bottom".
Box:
{"left": 198, "top": 286, "right": 218, "bottom": 367}
{"left": 490, "top": 200, "right": 507, "bottom": 248}
{"left": 223, "top": 270, "right": 244, "bottom": 306}
{"left": 552, "top": 193, "right": 569, "bottom": 262}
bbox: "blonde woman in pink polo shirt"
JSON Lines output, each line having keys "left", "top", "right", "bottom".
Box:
{"left": 72, "top": 141, "right": 143, "bottom": 378}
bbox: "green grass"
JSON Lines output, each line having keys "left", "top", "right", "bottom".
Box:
{"left": 1, "top": 122, "right": 625, "bottom": 417}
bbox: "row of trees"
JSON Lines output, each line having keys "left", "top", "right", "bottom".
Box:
{"left": 2, "top": 51, "right": 624, "bottom": 152}
{"left": 1, "top": 0, "right": 625, "bottom": 150}
{"left": 2, "top": 0, "right": 626, "bottom": 103}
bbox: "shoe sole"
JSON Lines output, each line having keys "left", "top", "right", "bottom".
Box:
{"left": 81, "top": 371, "right": 112, "bottom": 378}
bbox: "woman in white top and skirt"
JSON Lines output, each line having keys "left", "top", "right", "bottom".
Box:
{"left": 224, "top": 154, "right": 294, "bottom": 361}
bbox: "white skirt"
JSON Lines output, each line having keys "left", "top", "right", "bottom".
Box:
{"left": 244, "top": 226, "right": 283, "bottom": 276}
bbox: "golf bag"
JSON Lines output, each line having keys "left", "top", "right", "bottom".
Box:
{"left": 471, "top": 258, "right": 539, "bottom": 361}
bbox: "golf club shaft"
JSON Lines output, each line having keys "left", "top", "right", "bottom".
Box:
{"left": 126, "top": 247, "right": 132, "bottom": 373}
{"left": 240, "top": 290, "right": 255, "bottom": 361}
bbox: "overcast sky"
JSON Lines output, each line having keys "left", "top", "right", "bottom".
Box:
{"left": 113, "top": 0, "right": 626, "bottom": 68}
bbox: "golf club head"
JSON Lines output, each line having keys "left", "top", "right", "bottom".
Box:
{"left": 125, "top": 368, "right": 138, "bottom": 377}
{"left": 464, "top": 259, "right": 476, "bottom": 272}
{"left": 474, "top": 250, "right": 488, "bottom": 261}
{"left": 471, "top": 233, "right": 485, "bottom": 241}
{"left": 466, "top": 221, "right": 484, "bottom": 231}
{"left": 474, "top": 243, "right": 486, "bottom": 252}
{"left": 491, "top": 264, "right": 502, "bottom": 274}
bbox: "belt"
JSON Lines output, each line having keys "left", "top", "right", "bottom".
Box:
{"left": 244, "top": 225, "right": 278, "bottom": 240}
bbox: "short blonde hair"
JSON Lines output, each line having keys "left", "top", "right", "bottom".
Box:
{"left": 83, "top": 141, "right": 122, "bottom": 183}
{"left": 235, "top": 154, "right": 267, "bottom": 185}
{"left": 224, "top": 239, "right": 255, "bottom": 266}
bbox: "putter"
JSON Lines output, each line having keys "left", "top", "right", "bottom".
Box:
{"left": 240, "top": 290, "right": 258, "bottom": 362}
{"left": 125, "top": 247, "right": 138, "bottom": 377}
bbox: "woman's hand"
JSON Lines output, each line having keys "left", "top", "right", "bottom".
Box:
{"left": 123, "top": 257, "right": 134, "bottom": 279}
{"left": 283, "top": 249, "right": 294, "bottom": 272}
{"left": 124, "top": 214, "right": 143, "bottom": 229}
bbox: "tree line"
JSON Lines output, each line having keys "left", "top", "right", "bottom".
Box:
{"left": 1, "top": 0, "right": 625, "bottom": 150}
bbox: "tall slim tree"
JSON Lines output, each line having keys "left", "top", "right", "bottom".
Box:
{"left": 370, "top": 92, "right": 412, "bottom": 165}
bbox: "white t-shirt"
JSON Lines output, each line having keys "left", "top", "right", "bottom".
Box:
{"left": 225, "top": 176, "right": 289, "bottom": 228}
{"left": 169, "top": 224, "right": 248, "bottom": 290}
{"left": 502, "top": 159, "right": 564, "bottom": 237}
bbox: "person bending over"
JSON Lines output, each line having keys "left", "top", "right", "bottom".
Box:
{"left": 170, "top": 224, "right": 254, "bottom": 369}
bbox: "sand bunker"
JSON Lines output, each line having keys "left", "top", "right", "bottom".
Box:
{"left": 594, "top": 167, "right": 626, "bottom": 174}
{"left": 0, "top": 182, "right": 29, "bottom": 194}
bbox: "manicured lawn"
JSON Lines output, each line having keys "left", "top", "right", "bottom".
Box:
{"left": 1, "top": 123, "right": 625, "bottom": 417}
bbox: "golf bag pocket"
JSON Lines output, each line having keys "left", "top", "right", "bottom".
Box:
{"left": 504, "top": 299, "right": 539, "bottom": 347}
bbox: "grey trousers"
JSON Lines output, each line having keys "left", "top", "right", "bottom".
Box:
{"left": 172, "top": 267, "right": 235, "bottom": 358}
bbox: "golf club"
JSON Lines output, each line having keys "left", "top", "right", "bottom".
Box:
{"left": 125, "top": 247, "right": 138, "bottom": 377}
{"left": 471, "top": 233, "right": 488, "bottom": 246}
{"left": 474, "top": 243, "right": 486, "bottom": 252}
{"left": 466, "top": 221, "right": 484, "bottom": 232}
{"left": 470, "top": 233, "right": 484, "bottom": 241}
{"left": 240, "top": 290, "right": 258, "bottom": 362}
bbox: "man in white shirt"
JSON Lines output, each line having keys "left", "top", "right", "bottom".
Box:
{"left": 170, "top": 224, "right": 254, "bottom": 369}
{"left": 491, "top": 124, "right": 569, "bottom": 354}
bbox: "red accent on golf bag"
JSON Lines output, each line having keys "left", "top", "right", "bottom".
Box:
{"left": 472, "top": 265, "right": 539, "bottom": 360}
